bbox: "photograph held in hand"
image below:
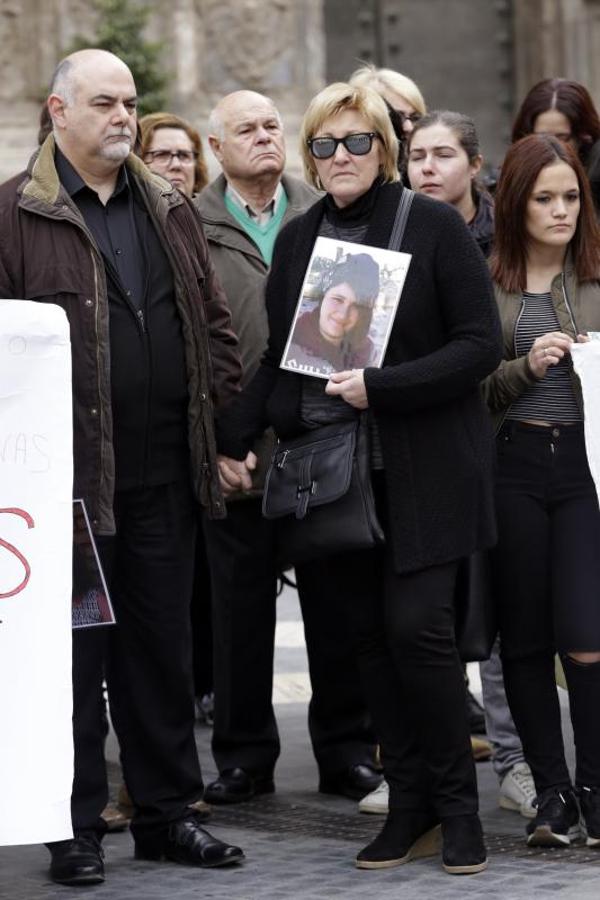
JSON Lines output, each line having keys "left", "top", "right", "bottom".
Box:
{"left": 280, "top": 237, "right": 411, "bottom": 379}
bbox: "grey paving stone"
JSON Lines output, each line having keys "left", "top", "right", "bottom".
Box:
{"left": 2, "top": 587, "right": 599, "bottom": 899}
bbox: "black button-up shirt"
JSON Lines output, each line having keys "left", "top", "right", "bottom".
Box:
{"left": 55, "top": 148, "right": 189, "bottom": 490}
{"left": 55, "top": 148, "right": 145, "bottom": 310}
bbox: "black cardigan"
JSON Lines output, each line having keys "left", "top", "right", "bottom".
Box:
{"left": 218, "top": 182, "right": 503, "bottom": 574}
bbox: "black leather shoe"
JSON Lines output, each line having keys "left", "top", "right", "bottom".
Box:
{"left": 319, "top": 764, "right": 383, "bottom": 801}
{"left": 134, "top": 816, "right": 244, "bottom": 867}
{"left": 48, "top": 833, "right": 105, "bottom": 885}
{"left": 356, "top": 809, "right": 441, "bottom": 869}
{"left": 203, "top": 768, "right": 275, "bottom": 804}
{"left": 441, "top": 814, "right": 487, "bottom": 874}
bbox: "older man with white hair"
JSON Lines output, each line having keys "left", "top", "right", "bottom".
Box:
{"left": 195, "top": 90, "right": 381, "bottom": 807}
{"left": 0, "top": 49, "right": 244, "bottom": 885}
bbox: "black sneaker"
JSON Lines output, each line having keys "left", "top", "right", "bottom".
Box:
{"left": 526, "top": 787, "right": 580, "bottom": 847}
{"left": 579, "top": 786, "right": 600, "bottom": 848}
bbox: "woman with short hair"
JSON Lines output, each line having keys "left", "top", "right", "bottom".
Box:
{"left": 217, "top": 81, "right": 502, "bottom": 875}
{"left": 139, "top": 111, "right": 209, "bottom": 198}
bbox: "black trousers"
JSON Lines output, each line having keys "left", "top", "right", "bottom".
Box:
{"left": 191, "top": 518, "right": 213, "bottom": 699}
{"left": 299, "top": 538, "right": 477, "bottom": 817}
{"left": 202, "top": 498, "right": 376, "bottom": 777}
{"left": 492, "top": 422, "right": 600, "bottom": 791}
{"left": 71, "top": 481, "right": 202, "bottom": 840}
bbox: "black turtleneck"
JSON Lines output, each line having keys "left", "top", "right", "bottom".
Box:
{"left": 323, "top": 174, "right": 384, "bottom": 231}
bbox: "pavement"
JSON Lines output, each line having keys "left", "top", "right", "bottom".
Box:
{"left": 1, "top": 583, "right": 599, "bottom": 900}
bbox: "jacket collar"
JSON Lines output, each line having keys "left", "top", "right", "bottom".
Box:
{"left": 198, "top": 173, "right": 318, "bottom": 226}
{"left": 196, "top": 172, "right": 319, "bottom": 263}
{"left": 20, "top": 134, "right": 184, "bottom": 213}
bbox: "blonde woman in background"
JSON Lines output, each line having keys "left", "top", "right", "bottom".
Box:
{"left": 349, "top": 65, "right": 426, "bottom": 178}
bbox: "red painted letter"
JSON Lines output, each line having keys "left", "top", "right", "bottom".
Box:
{"left": 0, "top": 508, "right": 35, "bottom": 598}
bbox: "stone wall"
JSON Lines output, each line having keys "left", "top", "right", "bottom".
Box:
{"left": 0, "top": 0, "right": 325, "bottom": 180}
{"left": 2, "top": 0, "right": 600, "bottom": 182}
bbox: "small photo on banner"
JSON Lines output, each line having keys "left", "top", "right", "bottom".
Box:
{"left": 280, "top": 237, "right": 412, "bottom": 380}
{"left": 72, "top": 499, "right": 115, "bottom": 629}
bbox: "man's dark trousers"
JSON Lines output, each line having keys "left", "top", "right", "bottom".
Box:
{"left": 71, "top": 479, "right": 202, "bottom": 841}
{"left": 204, "top": 497, "right": 376, "bottom": 779}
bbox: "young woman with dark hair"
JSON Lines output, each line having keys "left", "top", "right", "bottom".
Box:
{"left": 407, "top": 111, "right": 537, "bottom": 821}
{"left": 512, "top": 78, "right": 600, "bottom": 210}
{"left": 486, "top": 133, "right": 600, "bottom": 849}
{"left": 285, "top": 253, "right": 379, "bottom": 376}
{"left": 407, "top": 111, "right": 493, "bottom": 257}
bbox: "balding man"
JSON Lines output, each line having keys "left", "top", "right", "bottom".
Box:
{"left": 195, "top": 91, "right": 381, "bottom": 806}
{"left": 0, "top": 50, "right": 244, "bottom": 884}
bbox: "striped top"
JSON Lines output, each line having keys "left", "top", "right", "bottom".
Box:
{"left": 506, "top": 290, "right": 581, "bottom": 423}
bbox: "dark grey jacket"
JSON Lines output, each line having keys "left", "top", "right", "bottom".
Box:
{"left": 195, "top": 173, "right": 319, "bottom": 495}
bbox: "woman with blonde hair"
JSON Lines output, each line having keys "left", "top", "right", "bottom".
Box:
{"left": 350, "top": 64, "right": 426, "bottom": 136}
{"left": 217, "top": 81, "right": 501, "bottom": 875}
{"left": 349, "top": 65, "right": 426, "bottom": 177}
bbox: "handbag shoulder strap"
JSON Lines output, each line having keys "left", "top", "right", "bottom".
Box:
{"left": 388, "top": 187, "right": 415, "bottom": 251}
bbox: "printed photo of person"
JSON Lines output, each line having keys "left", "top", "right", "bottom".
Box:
{"left": 283, "top": 252, "right": 380, "bottom": 377}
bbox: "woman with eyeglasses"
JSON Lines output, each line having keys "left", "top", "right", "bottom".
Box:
{"left": 216, "top": 82, "right": 502, "bottom": 876}
{"left": 139, "top": 112, "right": 209, "bottom": 199}
{"left": 512, "top": 79, "right": 600, "bottom": 213}
{"left": 349, "top": 65, "right": 426, "bottom": 175}
{"left": 485, "top": 134, "right": 600, "bottom": 849}
{"left": 139, "top": 113, "right": 214, "bottom": 726}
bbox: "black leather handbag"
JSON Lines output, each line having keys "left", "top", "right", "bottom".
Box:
{"left": 262, "top": 416, "right": 384, "bottom": 565}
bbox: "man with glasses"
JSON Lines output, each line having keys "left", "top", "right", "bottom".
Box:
{"left": 195, "top": 90, "right": 381, "bottom": 806}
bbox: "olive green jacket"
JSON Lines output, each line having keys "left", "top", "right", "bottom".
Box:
{"left": 484, "top": 263, "right": 600, "bottom": 430}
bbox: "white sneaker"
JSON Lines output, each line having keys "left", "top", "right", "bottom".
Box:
{"left": 499, "top": 762, "right": 536, "bottom": 818}
{"left": 358, "top": 779, "right": 389, "bottom": 814}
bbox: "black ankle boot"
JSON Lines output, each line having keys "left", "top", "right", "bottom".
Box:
{"left": 356, "top": 809, "right": 441, "bottom": 869}
{"left": 441, "top": 814, "right": 487, "bottom": 874}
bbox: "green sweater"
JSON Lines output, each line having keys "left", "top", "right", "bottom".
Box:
{"left": 223, "top": 190, "right": 288, "bottom": 265}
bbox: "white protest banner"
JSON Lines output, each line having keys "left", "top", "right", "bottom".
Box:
{"left": 0, "top": 300, "right": 74, "bottom": 845}
{"left": 571, "top": 341, "right": 600, "bottom": 508}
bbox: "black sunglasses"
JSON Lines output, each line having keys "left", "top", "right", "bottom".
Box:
{"left": 307, "top": 132, "right": 379, "bottom": 160}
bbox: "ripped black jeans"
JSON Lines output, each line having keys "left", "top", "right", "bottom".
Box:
{"left": 492, "top": 421, "right": 600, "bottom": 790}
